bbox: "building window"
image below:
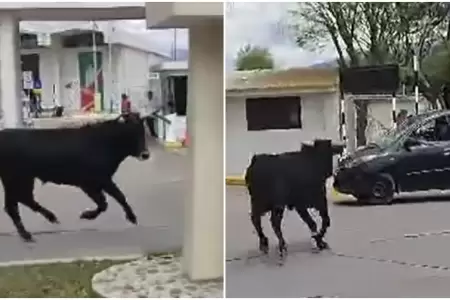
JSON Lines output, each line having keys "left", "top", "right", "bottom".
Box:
{"left": 245, "top": 96, "right": 302, "bottom": 131}
{"left": 62, "top": 32, "right": 105, "bottom": 48}
{"left": 20, "top": 34, "right": 38, "bottom": 49}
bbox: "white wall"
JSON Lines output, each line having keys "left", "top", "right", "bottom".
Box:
{"left": 226, "top": 91, "right": 340, "bottom": 175}
{"left": 117, "top": 46, "right": 167, "bottom": 111}
{"left": 20, "top": 44, "right": 167, "bottom": 113}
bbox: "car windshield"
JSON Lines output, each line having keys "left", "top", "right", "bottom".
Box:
{"left": 369, "top": 112, "right": 436, "bottom": 149}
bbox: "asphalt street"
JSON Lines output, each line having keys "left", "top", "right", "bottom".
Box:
{"left": 0, "top": 145, "right": 188, "bottom": 262}
{"left": 226, "top": 186, "right": 450, "bottom": 298}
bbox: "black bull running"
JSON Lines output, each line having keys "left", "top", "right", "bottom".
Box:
{"left": 0, "top": 112, "right": 161, "bottom": 242}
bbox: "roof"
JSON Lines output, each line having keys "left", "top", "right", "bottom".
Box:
{"left": 20, "top": 21, "right": 172, "bottom": 59}
{"left": 226, "top": 68, "right": 340, "bottom": 94}
{"left": 152, "top": 60, "right": 188, "bottom": 72}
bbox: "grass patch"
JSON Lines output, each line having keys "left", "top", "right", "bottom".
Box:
{"left": 0, "top": 259, "right": 129, "bottom": 298}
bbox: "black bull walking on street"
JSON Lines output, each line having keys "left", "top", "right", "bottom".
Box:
{"left": 0, "top": 112, "right": 161, "bottom": 242}
{"left": 245, "top": 139, "right": 344, "bottom": 264}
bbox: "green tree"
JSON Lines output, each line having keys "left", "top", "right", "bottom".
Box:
{"left": 289, "top": 2, "right": 449, "bottom": 145}
{"left": 235, "top": 44, "right": 274, "bottom": 71}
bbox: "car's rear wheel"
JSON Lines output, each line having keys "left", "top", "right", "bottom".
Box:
{"left": 357, "top": 173, "right": 395, "bottom": 205}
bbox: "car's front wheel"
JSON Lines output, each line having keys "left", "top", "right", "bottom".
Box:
{"left": 357, "top": 173, "right": 395, "bottom": 205}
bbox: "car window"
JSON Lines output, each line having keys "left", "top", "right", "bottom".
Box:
{"left": 407, "top": 115, "right": 450, "bottom": 143}
{"left": 413, "top": 119, "right": 436, "bottom": 139}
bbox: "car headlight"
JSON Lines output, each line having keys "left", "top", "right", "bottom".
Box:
{"left": 345, "top": 154, "right": 377, "bottom": 169}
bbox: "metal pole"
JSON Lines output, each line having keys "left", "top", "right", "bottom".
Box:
{"left": 392, "top": 92, "right": 397, "bottom": 128}
{"left": 413, "top": 52, "right": 419, "bottom": 115}
{"left": 108, "top": 21, "right": 113, "bottom": 113}
{"left": 173, "top": 28, "right": 177, "bottom": 60}
{"left": 92, "top": 21, "right": 98, "bottom": 112}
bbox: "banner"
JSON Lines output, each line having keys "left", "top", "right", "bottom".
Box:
{"left": 78, "top": 51, "right": 104, "bottom": 112}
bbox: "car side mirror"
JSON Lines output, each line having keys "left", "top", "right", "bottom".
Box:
{"left": 403, "top": 138, "right": 420, "bottom": 151}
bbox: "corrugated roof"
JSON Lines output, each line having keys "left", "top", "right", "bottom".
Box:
{"left": 226, "top": 67, "right": 339, "bottom": 93}
{"left": 20, "top": 21, "right": 171, "bottom": 58}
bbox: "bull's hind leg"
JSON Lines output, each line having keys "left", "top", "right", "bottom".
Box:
{"left": 79, "top": 186, "right": 108, "bottom": 220}
{"left": 18, "top": 178, "right": 59, "bottom": 224}
{"left": 103, "top": 180, "right": 137, "bottom": 224}
{"left": 270, "top": 206, "right": 287, "bottom": 262}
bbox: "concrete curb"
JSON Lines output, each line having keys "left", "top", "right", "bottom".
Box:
{"left": 225, "top": 176, "right": 246, "bottom": 186}
{"left": 164, "top": 141, "right": 185, "bottom": 150}
{"left": 0, "top": 253, "right": 142, "bottom": 268}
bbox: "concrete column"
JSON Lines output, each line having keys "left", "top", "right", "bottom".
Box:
{"left": 183, "top": 20, "right": 224, "bottom": 281}
{"left": 0, "top": 13, "right": 22, "bottom": 128}
{"left": 50, "top": 34, "right": 62, "bottom": 107}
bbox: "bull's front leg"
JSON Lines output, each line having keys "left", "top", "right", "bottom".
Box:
{"left": 295, "top": 207, "right": 328, "bottom": 250}
{"left": 5, "top": 198, "right": 34, "bottom": 242}
{"left": 250, "top": 212, "right": 269, "bottom": 254}
{"left": 103, "top": 180, "right": 137, "bottom": 225}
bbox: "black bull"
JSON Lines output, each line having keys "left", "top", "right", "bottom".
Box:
{"left": 0, "top": 112, "right": 163, "bottom": 242}
{"left": 245, "top": 139, "right": 344, "bottom": 262}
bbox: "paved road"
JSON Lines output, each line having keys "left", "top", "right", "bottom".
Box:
{"left": 0, "top": 145, "right": 188, "bottom": 262}
{"left": 226, "top": 186, "right": 450, "bottom": 297}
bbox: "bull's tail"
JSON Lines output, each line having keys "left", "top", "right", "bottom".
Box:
{"left": 244, "top": 154, "right": 257, "bottom": 185}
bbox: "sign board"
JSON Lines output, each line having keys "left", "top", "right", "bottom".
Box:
{"left": 340, "top": 64, "right": 400, "bottom": 95}
{"left": 22, "top": 71, "right": 33, "bottom": 90}
{"left": 148, "top": 72, "right": 160, "bottom": 80}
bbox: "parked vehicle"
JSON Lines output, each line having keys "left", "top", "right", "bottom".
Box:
{"left": 333, "top": 110, "right": 450, "bottom": 204}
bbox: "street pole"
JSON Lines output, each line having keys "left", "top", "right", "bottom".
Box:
{"left": 108, "top": 21, "right": 114, "bottom": 113}
{"left": 92, "top": 21, "right": 98, "bottom": 112}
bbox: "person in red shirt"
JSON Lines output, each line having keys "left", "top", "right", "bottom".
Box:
{"left": 121, "top": 93, "right": 131, "bottom": 113}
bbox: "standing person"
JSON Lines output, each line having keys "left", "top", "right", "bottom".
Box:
{"left": 121, "top": 93, "right": 131, "bottom": 113}
{"left": 32, "top": 77, "right": 42, "bottom": 117}
{"left": 396, "top": 109, "right": 409, "bottom": 128}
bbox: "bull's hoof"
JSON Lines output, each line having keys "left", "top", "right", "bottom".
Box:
{"left": 317, "top": 240, "right": 329, "bottom": 250}
{"left": 46, "top": 213, "right": 60, "bottom": 224}
{"left": 259, "top": 237, "right": 269, "bottom": 254}
{"left": 20, "top": 232, "right": 35, "bottom": 243}
{"left": 80, "top": 210, "right": 99, "bottom": 220}
{"left": 277, "top": 250, "right": 287, "bottom": 266}
{"left": 276, "top": 256, "right": 286, "bottom": 266}
{"left": 126, "top": 213, "right": 138, "bottom": 225}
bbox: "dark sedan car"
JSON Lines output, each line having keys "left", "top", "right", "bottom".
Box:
{"left": 333, "top": 110, "right": 450, "bottom": 204}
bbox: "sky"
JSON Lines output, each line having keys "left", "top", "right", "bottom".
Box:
{"left": 225, "top": 2, "right": 337, "bottom": 71}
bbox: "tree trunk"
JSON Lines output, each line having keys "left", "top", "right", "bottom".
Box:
{"left": 355, "top": 100, "right": 368, "bottom": 147}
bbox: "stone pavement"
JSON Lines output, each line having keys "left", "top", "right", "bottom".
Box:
{"left": 92, "top": 254, "right": 223, "bottom": 298}
{"left": 226, "top": 186, "right": 450, "bottom": 298}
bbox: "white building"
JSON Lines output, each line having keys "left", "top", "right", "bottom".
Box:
{"left": 226, "top": 67, "right": 432, "bottom": 177}
{"left": 19, "top": 21, "right": 171, "bottom": 113}
{"left": 226, "top": 68, "right": 341, "bottom": 176}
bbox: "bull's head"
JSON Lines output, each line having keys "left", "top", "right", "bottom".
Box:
{"left": 302, "top": 139, "right": 345, "bottom": 178}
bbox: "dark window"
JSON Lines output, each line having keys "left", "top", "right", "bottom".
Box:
{"left": 62, "top": 32, "right": 105, "bottom": 48}
{"left": 20, "top": 34, "right": 38, "bottom": 49}
{"left": 245, "top": 96, "right": 302, "bottom": 131}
